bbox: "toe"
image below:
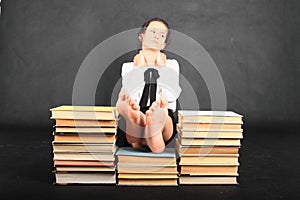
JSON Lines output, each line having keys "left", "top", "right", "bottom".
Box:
{"left": 146, "top": 109, "right": 152, "bottom": 116}
{"left": 129, "top": 98, "right": 134, "bottom": 105}
{"left": 159, "top": 96, "right": 168, "bottom": 108}
{"left": 129, "top": 98, "right": 136, "bottom": 106}
{"left": 150, "top": 101, "right": 159, "bottom": 111}
{"left": 132, "top": 103, "right": 140, "bottom": 110}
{"left": 129, "top": 98, "right": 139, "bottom": 110}
{"left": 146, "top": 111, "right": 152, "bottom": 125}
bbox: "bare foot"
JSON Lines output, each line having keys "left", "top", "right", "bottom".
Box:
{"left": 145, "top": 96, "right": 168, "bottom": 126}
{"left": 116, "top": 88, "right": 145, "bottom": 141}
{"left": 116, "top": 88, "right": 140, "bottom": 123}
{"left": 144, "top": 96, "right": 168, "bottom": 153}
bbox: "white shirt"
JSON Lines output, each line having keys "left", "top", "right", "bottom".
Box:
{"left": 121, "top": 59, "right": 181, "bottom": 112}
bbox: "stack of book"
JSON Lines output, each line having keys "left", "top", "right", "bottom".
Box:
{"left": 50, "top": 105, "right": 117, "bottom": 185}
{"left": 176, "top": 110, "right": 243, "bottom": 185}
{"left": 116, "top": 147, "right": 178, "bottom": 186}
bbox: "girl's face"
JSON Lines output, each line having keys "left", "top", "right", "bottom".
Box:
{"left": 140, "top": 21, "right": 168, "bottom": 51}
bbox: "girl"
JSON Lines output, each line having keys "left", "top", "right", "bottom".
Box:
{"left": 116, "top": 18, "right": 181, "bottom": 153}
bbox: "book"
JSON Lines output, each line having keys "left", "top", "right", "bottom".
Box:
{"left": 55, "top": 172, "right": 116, "bottom": 184}
{"left": 117, "top": 165, "right": 178, "bottom": 174}
{"left": 53, "top": 152, "right": 115, "bottom": 161}
{"left": 50, "top": 105, "right": 116, "bottom": 120}
{"left": 178, "top": 129, "right": 243, "bottom": 139}
{"left": 56, "top": 166, "right": 115, "bottom": 172}
{"left": 178, "top": 135, "right": 241, "bottom": 146}
{"left": 51, "top": 105, "right": 115, "bottom": 112}
{"left": 118, "top": 179, "right": 178, "bottom": 186}
{"left": 179, "top": 176, "right": 238, "bottom": 185}
{"left": 180, "top": 165, "right": 239, "bottom": 175}
{"left": 179, "top": 155, "right": 239, "bottom": 165}
{"left": 118, "top": 173, "right": 178, "bottom": 179}
{"left": 55, "top": 127, "right": 116, "bottom": 133}
{"left": 178, "top": 110, "right": 242, "bottom": 121}
{"left": 55, "top": 119, "right": 117, "bottom": 127}
{"left": 176, "top": 139, "right": 240, "bottom": 155}
{"left": 178, "top": 123, "right": 242, "bottom": 131}
{"left": 117, "top": 155, "right": 177, "bottom": 166}
{"left": 54, "top": 160, "right": 114, "bottom": 167}
{"left": 53, "top": 134, "right": 115, "bottom": 144}
{"left": 180, "top": 118, "right": 243, "bottom": 124}
{"left": 116, "top": 147, "right": 176, "bottom": 158}
{"left": 52, "top": 143, "right": 116, "bottom": 153}
{"left": 116, "top": 147, "right": 178, "bottom": 169}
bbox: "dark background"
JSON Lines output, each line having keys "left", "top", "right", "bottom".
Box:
{"left": 0, "top": 0, "right": 299, "bottom": 128}
{"left": 0, "top": 0, "right": 299, "bottom": 199}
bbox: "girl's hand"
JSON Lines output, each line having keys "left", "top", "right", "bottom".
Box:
{"left": 156, "top": 52, "right": 167, "bottom": 66}
{"left": 133, "top": 50, "right": 146, "bottom": 67}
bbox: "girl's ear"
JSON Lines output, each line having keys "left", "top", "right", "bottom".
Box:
{"left": 138, "top": 33, "right": 143, "bottom": 42}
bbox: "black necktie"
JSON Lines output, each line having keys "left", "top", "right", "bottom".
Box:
{"left": 139, "top": 68, "right": 160, "bottom": 108}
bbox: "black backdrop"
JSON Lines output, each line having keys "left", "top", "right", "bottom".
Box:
{"left": 0, "top": 0, "right": 299, "bottom": 130}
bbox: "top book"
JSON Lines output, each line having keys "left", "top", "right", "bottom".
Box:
{"left": 50, "top": 105, "right": 115, "bottom": 112}
{"left": 178, "top": 110, "right": 242, "bottom": 117}
{"left": 50, "top": 105, "right": 117, "bottom": 120}
{"left": 116, "top": 147, "right": 176, "bottom": 158}
{"left": 178, "top": 110, "right": 243, "bottom": 123}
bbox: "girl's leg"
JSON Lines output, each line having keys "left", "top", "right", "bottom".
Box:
{"left": 144, "top": 97, "right": 173, "bottom": 153}
{"left": 116, "top": 88, "right": 146, "bottom": 144}
{"left": 125, "top": 110, "right": 146, "bottom": 144}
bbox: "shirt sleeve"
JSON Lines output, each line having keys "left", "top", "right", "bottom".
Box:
{"left": 158, "top": 59, "right": 181, "bottom": 101}
{"left": 121, "top": 62, "right": 144, "bottom": 103}
{"left": 156, "top": 59, "right": 181, "bottom": 112}
{"left": 121, "top": 63, "right": 131, "bottom": 83}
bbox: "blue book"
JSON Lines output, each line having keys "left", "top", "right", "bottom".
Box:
{"left": 116, "top": 147, "right": 175, "bottom": 158}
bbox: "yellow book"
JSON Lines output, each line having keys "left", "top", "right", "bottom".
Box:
{"left": 179, "top": 176, "right": 238, "bottom": 185}
{"left": 50, "top": 105, "right": 116, "bottom": 120}
{"left": 118, "top": 173, "right": 178, "bottom": 179}
{"left": 179, "top": 155, "right": 239, "bottom": 165}
{"left": 118, "top": 179, "right": 178, "bottom": 186}
{"left": 50, "top": 105, "right": 115, "bottom": 112}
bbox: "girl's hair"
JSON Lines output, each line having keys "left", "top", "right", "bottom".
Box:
{"left": 138, "top": 17, "right": 170, "bottom": 44}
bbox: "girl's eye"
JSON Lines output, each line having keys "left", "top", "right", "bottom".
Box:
{"left": 161, "top": 35, "right": 165, "bottom": 38}
{"left": 150, "top": 30, "right": 155, "bottom": 33}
